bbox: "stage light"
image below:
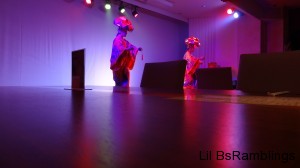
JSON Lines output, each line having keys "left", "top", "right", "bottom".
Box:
{"left": 233, "top": 12, "right": 239, "bottom": 18}
{"left": 132, "top": 6, "right": 138, "bottom": 17}
{"left": 119, "top": 2, "right": 125, "bottom": 13}
{"left": 85, "top": 0, "right": 93, "bottom": 6}
{"left": 227, "top": 8, "right": 233, "bottom": 15}
{"left": 105, "top": 0, "right": 111, "bottom": 10}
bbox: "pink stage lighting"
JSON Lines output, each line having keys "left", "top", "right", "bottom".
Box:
{"left": 227, "top": 8, "right": 233, "bottom": 15}
{"left": 85, "top": 0, "right": 93, "bottom": 6}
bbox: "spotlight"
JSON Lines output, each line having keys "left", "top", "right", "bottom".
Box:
{"left": 132, "top": 6, "right": 138, "bottom": 17}
{"left": 84, "top": 0, "right": 93, "bottom": 6}
{"left": 227, "top": 8, "right": 233, "bottom": 15}
{"left": 105, "top": 0, "right": 111, "bottom": 10}
{"left": 233, "top": 12, "right": 239, "bottom": 18}
{"left": 119, "top": 2, "right": 125, "bottom": 13}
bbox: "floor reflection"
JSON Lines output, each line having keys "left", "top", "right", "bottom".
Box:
{"left": 70, "top": 90, "right": 94, "bottom": 168}
{"left": 1, "top": 86, "right": 299, "bottom": 168}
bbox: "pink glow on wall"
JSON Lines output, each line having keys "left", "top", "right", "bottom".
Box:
{"left": 189, "top": 5, "right": 260, "bottom": 79}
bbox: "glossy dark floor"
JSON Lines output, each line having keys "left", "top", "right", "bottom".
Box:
{"left": 0, "top": 86, "right": 300, "bottom": 168}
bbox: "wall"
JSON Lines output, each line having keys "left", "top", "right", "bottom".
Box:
{"left": 0, "top": 0, "right": 188, "bottom": 87}
{"left": 189, "top": 5, "right": 261, "bottom": 79}
{"left": 267, "top": 19, "right": 284, "bottom": 52}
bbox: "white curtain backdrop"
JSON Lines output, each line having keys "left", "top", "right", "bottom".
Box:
{"left": 0, "top": 0, "right": 188, "bottom": 86}
{"left": 189, "top": 17, "right": 217, "bottom": 68}
{"left": 189, "top": 8, "right": 261, "bottom": 78}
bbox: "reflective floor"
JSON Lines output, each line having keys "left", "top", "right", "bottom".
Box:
{"left": 0, "top": 86, "right": 300, "bottom": 168}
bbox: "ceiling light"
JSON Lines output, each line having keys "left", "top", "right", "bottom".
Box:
{"left": 233, "top": 12, "right": 239, "bottom": 18}
{"left": 132, "top": 6, "right": 138, "bottom": 17}
{"left": 84, "top": 0, "right": 93, "bottom": 7}
{"left": 119, "top": 2, "right": 125, "bottom": 13}
{"left": 227, "top": 8, "right": 233, "bottom": 15}
{"left": 105, "top": 0, "right": 111, "bottom": 10}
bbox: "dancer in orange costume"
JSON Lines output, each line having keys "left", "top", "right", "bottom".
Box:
{"left": 110, "top": 16, "right": 142, "bottom": 87}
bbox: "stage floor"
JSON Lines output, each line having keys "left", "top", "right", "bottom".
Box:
{"left": 0, "top": 86, "right": 300, "bottom": 168}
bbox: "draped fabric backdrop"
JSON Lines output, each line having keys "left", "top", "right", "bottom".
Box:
{"left": 0, "top": 0, "right": 266, "bottom": 86}
{"left": 189, "top": 6, "right": 261, "bottom": 79}
{"left": 0, "top": 0, "right": 188, "bottom": 87}
{"left": 189, "top": 17, "right": 217, "bottom": 68}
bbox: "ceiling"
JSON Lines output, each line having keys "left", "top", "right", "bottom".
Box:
{"left": 136, "top": 0, "right": 226, "bottom": 18}
{"left": 122, "top": 0, "right": 300, "bottom": 21}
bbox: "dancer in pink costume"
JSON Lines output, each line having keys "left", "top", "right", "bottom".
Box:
{"left": 110, "top": 16, "right": 142, "bottom": 87}
{"left": 183, "top": 36, "right": 204, "bottom": 88}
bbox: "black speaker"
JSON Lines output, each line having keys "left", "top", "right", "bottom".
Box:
{"left": 72, "top": 49, "right": 85, "bottom": 89}
{"left": 237, "top": 52, "right": 300, "bottom": 94}
{"left": 140, "top": 60, "right": 187, "bottom": 91}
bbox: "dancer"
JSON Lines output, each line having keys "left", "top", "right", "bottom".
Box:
{"left": 110, "top": 16, "right": 142, "bottom": 87}
{"left": 183, "top": 36, "right": 204, "bottom": 88}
